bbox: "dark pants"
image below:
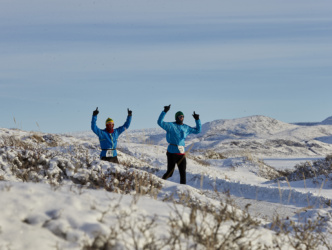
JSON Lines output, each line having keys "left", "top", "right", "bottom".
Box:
{"left": 101, "top": 156, "right": 119, "bottom": 164}
{"left": 162, "top": 152, "right": 187, "bottom": 184}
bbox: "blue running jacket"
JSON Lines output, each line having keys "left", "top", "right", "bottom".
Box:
{"left": 91, "top": 115, "right": 132, "bottom": 158}
{"left": 157, "top": 111, "right": 201, "bottom": 154}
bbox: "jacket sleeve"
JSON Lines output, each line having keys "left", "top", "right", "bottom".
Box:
{"left": 91, "top": 115, "right": 103, "bottom": 137}
{"left": 188, "top": 119, "right": 202, "bottom": 135}
{"left": 157, "top": 111, "right": 171, "bottom": 131}
{"left": 116, "top": 115, "right": 132, "bottom": 135}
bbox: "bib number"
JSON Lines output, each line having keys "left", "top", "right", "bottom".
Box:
{"left": 106, "top": 150, "right": 114, "bottom": 157}
{"left": 178, "top": 146, "right": 185, "bottom": 154}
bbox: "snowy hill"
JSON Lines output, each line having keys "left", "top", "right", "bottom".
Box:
{"left": 293, "top": 115, "right": 332, "bottom": 126}
{"left": 109, "top": 115, "right": 332, "bottom": 158}
{"left": 196, "top": 115, "right": 297, "bottom": 140}
{"left": 1, "top": 121, "right": 332, "bottom": 249}
{"left": 72, "top": 115, "right": 332, "bottom": 157}
{"left": 321, "top": 116, "right": 332, "bottom": 125}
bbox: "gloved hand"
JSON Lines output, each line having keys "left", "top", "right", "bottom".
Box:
{"left": 128, "top": 108, "right": 132, "bottom": 116}
{"left": 164, "top": 104, "right": 171, "bottom": 113}
{"left": 93, "top": 107, "right": 99, "bottom": 116}
{"left": 193, "top": 111, "right": 199, "bottom": 120}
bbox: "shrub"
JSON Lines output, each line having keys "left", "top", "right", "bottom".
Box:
{"left": 285, "top": 156, "right": 332, "bottom": 182}
{"left": 0, "top": 145, "right": 163, "bottom": 196}
{"left": 269, "top": 211, "right": 332, "bottom": 249}
{"left": 83, "top": 193, "right": 266, "bottom": 250}
{"left": 166, "top": 196, "right": 263, "bottom": 249}
{"left": 204, "top": 150, "right": 227, "bottom": 159}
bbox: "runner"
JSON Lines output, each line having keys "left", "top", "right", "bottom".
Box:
{"left": 157, "top": 104, "right": 201, "bottom": 184}
{"left": 91, "top": 107, "right": 132, "bottom": 163}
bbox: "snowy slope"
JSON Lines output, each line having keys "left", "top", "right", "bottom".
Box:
{"left": 70, "top": 115, "right": 332, "bottom": 158}
{"left": 115, "top": 115, "right": 332, "bottom": 157}
{"left": 1, "top": 115, "right": 332, "bottom": 249}
{"left": 321, "top": 116, "right": 332, "bottom": 125}
{"left": 196, "top": 115, "right": 298, "bottom": 140}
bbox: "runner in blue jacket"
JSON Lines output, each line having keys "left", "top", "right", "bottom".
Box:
{"left": 157, "top": 104, "right": 201, "bottom": 184}
{"left": 91, "top": 107, "right": 132, "bottom": 163}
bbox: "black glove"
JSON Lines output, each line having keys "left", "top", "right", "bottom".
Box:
{"left": 164, "top": 104, "right": 171, "bottom": 113}
{"left": 128, "top": 108, "right": 132, "bottom": 116}
{"left": 193, "top": 111, "right": 199, "bottom": 120}
{"left": 93, "top": 107, "right": 99, "bottom": 116}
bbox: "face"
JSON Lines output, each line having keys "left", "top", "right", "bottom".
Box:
{"left": 177, "top": 115, "right": 184, "bottom": 122}
{"left": 106, "top": 123, "right": 114, "bottom": 129}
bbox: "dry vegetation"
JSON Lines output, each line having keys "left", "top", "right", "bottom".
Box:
{"left": 82, "top": 191, "right": 332, "bottom": 250}
{"left": 0, "top": 134, "right": 163, "bottom": 196}
{"left": 269, "top": 213, "right": 332, "bottom": 250}
{"left": 285, "top": 155, "right": 332, "bottom": 183}
{"left": 1, "top": 131, "right": 331, "bottom": 249}
{"left": 82, "top": 193, "right": 265, "bottom": 250}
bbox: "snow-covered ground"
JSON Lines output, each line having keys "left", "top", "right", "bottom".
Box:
{"left": 1, "top": 115, "right": 332, "bottom": 249}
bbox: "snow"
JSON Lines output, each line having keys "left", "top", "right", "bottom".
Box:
{"left": 1, "top": 115, "right": 332, "bottom": 249}
{"left": 263, "top": 157, "right": 323, "bottom": 171}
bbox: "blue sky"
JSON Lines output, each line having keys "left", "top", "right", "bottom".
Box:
{"left": 1, "top": 0, "right": 332, "bottom": 133}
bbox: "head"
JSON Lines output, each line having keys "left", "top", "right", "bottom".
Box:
{"left": 175, "top": 111, "right": 184, "bottom": 125}
{"left": 105, "top": 118, "right": 114, "bottom": 131}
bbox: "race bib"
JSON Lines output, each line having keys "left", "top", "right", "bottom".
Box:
{"left": 178, "top": 146, "right": 185, "bottom": 154}
{"left": 106, "top": 150, "right": 114, "bottom": 157}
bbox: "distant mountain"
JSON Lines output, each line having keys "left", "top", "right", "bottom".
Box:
{"left": 293, "top": 116, "right": 332, "bottom": 126}
{"left": 185, "top": 115, "right": 332, "bottom": 157}
{"left": 194, "top": 115, "right": 297, "bottom": 141}
{"left": 292, "top": 122, "right": 320, "bottom": 126}
{"left": 321, "top": 116, "right": 332, "bottom": 125}
{"left": 68, "top": 115, "right": 332, "bottom": 157}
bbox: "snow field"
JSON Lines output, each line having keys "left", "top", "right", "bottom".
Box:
{"left": 1, "top": 115, "right": 332, "bottom": 249}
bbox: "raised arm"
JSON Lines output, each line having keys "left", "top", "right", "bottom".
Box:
{"left": 117, "top": 108, "right": 132, "bottom": 134}
{"left": 157, "top": 105, "right": 171, "bottom": 131}
{"left": 91, "top": 107, "right": 103, "bottom": 137}
{"left": 188, "top": 111, "right": 201, "bottom": 134}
